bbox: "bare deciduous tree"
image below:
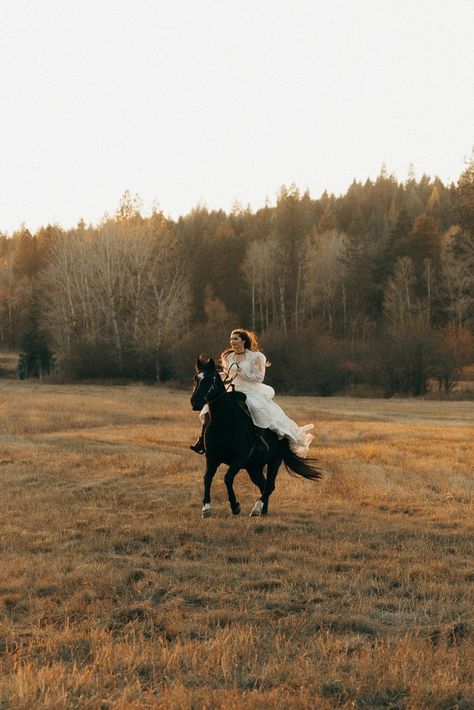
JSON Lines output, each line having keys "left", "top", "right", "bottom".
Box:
{"left": 384, "top": 256, "right": 419, "bottom": 326}
{"left": 0, "top": 253, "right": 29, "bottom": 348}
{"left": 440, "top": 228, "right": 474, "bottom": 331}
{"left": 42, "top": 219, "right": 190, "bottom": 376}
{"left": 303, "top": 229, "right": 346, "bottom": 333}
{"left": 242, "top": 240, "right": 276, "bottom": 332}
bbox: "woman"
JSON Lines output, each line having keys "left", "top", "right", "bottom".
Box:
{"left": 190, "top": 328, "right": 314, "bottom": 458}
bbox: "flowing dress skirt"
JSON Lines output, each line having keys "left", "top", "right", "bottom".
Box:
{"left": 201, "top": 379, "right": 314, "bottom": 458}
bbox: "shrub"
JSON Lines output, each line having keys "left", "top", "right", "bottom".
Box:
{"left": 262, "top": 326, "right": 349, "bottom": 395}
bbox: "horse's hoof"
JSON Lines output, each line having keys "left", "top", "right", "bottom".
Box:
{"left": 201, "top": 504, "right": 212, "bottom": 518}
{"left": 232, "top": 503, "right": 241, "bottom": 515}
{"left": 249, "top": 500, "right": 264, "bottom": 517}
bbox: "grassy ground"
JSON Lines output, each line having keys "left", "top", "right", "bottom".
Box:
{"left": 0, "top": 381, "right": 472, "bottom": 709}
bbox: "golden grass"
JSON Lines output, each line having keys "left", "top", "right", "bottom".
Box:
{"left": 0, "top": 381, "right": 473, "bottom": 709}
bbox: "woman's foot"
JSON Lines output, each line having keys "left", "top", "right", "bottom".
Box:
{"left": 190, "top": 436, "right": 205, "bottom": 454}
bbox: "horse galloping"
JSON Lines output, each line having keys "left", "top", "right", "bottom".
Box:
{"left": 190, "top": 355, "right": 322, "bottom": 517}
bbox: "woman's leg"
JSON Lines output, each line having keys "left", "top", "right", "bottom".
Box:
{"left": 190, "top": 412, "right": 209, "bottom": 454}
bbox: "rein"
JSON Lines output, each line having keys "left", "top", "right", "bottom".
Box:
{"left": 223, "top": 362, "right": 240, "bottom": 390}
{"left": 203, "top": 366, "right": 239, "bottom": 405}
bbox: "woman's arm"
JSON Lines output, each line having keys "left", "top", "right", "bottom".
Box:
{"left": 237, "top": 352, "right": 266, "bottom": 383}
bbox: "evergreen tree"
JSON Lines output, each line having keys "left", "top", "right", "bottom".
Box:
{"left": 272, "top": 185, "right": 308, "bottom": 333}
{"left": 457, "top": 150, "right": 474, "bottom": 235}
{"left": 17, "top": 296, "right": 54, "bottom": 379}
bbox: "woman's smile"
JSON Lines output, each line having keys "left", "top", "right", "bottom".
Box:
{"left": 230, "top": 333, "right": 246, "bottom": 353}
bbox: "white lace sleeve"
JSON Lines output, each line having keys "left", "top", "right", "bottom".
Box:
{"left": 238, "top": 352, "right": 266, "bottom": 383}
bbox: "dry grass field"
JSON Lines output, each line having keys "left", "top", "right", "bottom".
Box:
{"left": 0, "top": 380, "right": 472, "bottom": 709}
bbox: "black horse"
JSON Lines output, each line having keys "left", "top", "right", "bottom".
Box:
{"left": 190, "top": 355, "right": 322, "bottom": 517}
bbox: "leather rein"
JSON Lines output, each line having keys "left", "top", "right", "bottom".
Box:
{"left": 204, "top": 363, "right": 239, "bottom": 404}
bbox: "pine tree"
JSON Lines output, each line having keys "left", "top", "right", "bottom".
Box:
{"left": 17, "top": 296, "right": 54, "bottom": 379}
{"left": 457, "top": 149, "right": 474, "bottom": 235}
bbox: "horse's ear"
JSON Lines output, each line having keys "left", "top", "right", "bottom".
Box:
{"left": 201, "top": 357, "right": 216, "bottom": 372}
{"left": 196, "top": 353, "right": 212, "bottom": 373}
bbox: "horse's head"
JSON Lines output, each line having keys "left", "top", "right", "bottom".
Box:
{"left": 190, "top": 354, "right": 226, "bottom": 411}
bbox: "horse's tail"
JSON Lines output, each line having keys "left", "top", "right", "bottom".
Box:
{"left": 282, "top": 439, "right": 322, "bottom": 481}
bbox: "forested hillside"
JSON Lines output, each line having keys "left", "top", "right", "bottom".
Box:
{"left": 1, "top": 159, "right": 473, "bottom": 395}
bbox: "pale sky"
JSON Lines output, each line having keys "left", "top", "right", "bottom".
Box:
{"left": 1, "top": 0, "right": 473, "bottom": 235}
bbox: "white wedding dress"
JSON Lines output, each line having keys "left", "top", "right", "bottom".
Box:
{"left": 201, "top": 350, "right": 314, "bottom": 458}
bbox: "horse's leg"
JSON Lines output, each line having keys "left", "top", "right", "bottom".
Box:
{"left": 261, "top": 460, "right": 279, "bottom": 515}
{"left": 224, "top": 462, "right": 244, "bottom": 515}
{"left": 202, "top": 458, "right": 219, "bottom": 517}
{"left": 247, "top": 464, "right": 266, "bottom": 495}
{"left": 247, "top": 464, "right": 267, "bottom": 517}
{"left": 258, "top": 452, "right": 283, "bottom": 516}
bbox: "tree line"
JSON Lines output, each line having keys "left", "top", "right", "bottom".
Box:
{"left": 1, "top": 158, "right": 473, "bottom": 396}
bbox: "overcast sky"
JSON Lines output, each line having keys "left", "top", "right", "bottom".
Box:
{"left": 1, "top": 0, "right": 473, "bottom": 234}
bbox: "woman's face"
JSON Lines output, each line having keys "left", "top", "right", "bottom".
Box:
{"left": 230, "top": 332, "right": 245, "bottom": 352}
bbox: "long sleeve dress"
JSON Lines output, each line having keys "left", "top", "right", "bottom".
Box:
{"left": 201, "top": 349, "right": 314, "bottom": 458}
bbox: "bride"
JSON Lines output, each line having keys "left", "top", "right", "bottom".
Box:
{"left": 190, "top": 328, "right": 314, "bottom": 458}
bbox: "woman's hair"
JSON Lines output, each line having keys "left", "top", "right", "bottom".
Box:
{"left": 232, "top": 328, "right": 259, "bottom": 351}
{"left": 220, "top": 328, "right": 270, "bottom": 366}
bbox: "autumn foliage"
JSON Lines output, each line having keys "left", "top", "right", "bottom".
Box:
{"left": 1, "top": 158, "right": 474, "bottom": 395}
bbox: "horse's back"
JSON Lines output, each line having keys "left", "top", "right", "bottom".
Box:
{"left": 229, "top": 390, "right": 247, "bottom": 402}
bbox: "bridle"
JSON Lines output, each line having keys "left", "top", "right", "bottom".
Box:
{"left": 195, "top": 363, "right": 239, "bottom": 405}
